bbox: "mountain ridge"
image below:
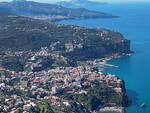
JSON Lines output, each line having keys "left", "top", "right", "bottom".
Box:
{"left": 0, "top": 0, "right": 117, "bottom": 22}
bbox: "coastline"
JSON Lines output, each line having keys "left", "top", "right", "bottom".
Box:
{"left": 96, "top": 53, "right": 133, "bottom": 113}
{"left": 92, "top": 52, "right": 133, "bottom": 71}
{"left": 51, "top": 15, "right": 119, "bottom": 23}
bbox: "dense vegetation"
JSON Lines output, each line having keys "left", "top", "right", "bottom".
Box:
{"left": 1, "top": 56, "right": 24, "bottom": 72}
{"left": 0, "top": 13, "right": 130, "bottom": 53}
{"left": 32, "top": 56, "right": 54, "bottom": 72}
{"left": 0, "top": 13, "right": 130, "bottom": 71}
{"left": 60, "top": 80, "right": 129, "bottom": 112}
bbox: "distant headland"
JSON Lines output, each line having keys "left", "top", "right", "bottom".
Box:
{"left": 0, "top": 0, "right": 117, "bottom": 22}
{"left": 57, "top": 0, "right": 107, "bottom": 7}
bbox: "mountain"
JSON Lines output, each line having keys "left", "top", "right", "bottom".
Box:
{"left": 0, "top": 0, "right": 117, "bottom": 22}
{"left": 0, "top": 12, "right": 130, "bottom": 70}
{"left": 57, "top": 0, "right": 107, "bottom": 7}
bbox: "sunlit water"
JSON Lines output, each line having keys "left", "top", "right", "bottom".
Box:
{"left": 57, "top": 2, "right": 150, "bottom": 113}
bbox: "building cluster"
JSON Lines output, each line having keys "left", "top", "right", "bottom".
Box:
{"left": 0, "top": 48, "right": 123, "bottom": 112}
{"left": 0, "top": 58, "right": 122, "bottom": 112}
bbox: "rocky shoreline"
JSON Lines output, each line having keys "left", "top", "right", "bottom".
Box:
{"left": 98, "top": 53, "right": 134, "bottom": 113}
{"left": 86, "top": 52, "right": 133, "bottom": 71}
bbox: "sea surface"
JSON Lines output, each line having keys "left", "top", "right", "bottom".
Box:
{"left": 57, "top": 2, "right": 150, "bottom": 113}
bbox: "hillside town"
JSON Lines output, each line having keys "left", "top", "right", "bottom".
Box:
{"left": 0, "top": 49, "right": 126, "bottom": 113}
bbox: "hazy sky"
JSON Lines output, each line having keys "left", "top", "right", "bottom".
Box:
{"left": 0, "top": 0, "right": 150, "bottom": 3}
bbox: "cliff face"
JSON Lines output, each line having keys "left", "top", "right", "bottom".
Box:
{"left": 63, "top": 41, "right": 130, "bottom": 62}
{"left": 63, "top": 31, "right": 131, "bottom": 62}
{"left": 120, "top": 80, "right": 131, "bottom": 107}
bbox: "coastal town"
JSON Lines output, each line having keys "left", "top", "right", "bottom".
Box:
{"left": 0, "top": 0, "right": 149, "bottom": 113}
{"left": 0, "top": 48, "right": 128, "bottom": 113}
{"left": 0, "top": 11, "right": 131, "bottom": 113}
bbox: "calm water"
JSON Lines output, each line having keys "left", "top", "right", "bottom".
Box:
{"left": 57, "top": 2, "right": 150, "bottom": 113}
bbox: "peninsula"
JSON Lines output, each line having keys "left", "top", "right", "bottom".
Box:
{"left": 57, "top": 0, "right": 107, "bottom": 7}
{"left": 0, "top": 0, "right": 117, "bottom": 22}
{"left": 0, "top": 12, "right": 131, "bottom": 113}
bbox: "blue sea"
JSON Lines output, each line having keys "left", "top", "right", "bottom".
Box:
{"left": 57, "top": 2, "right": 150, "bottom": 113}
